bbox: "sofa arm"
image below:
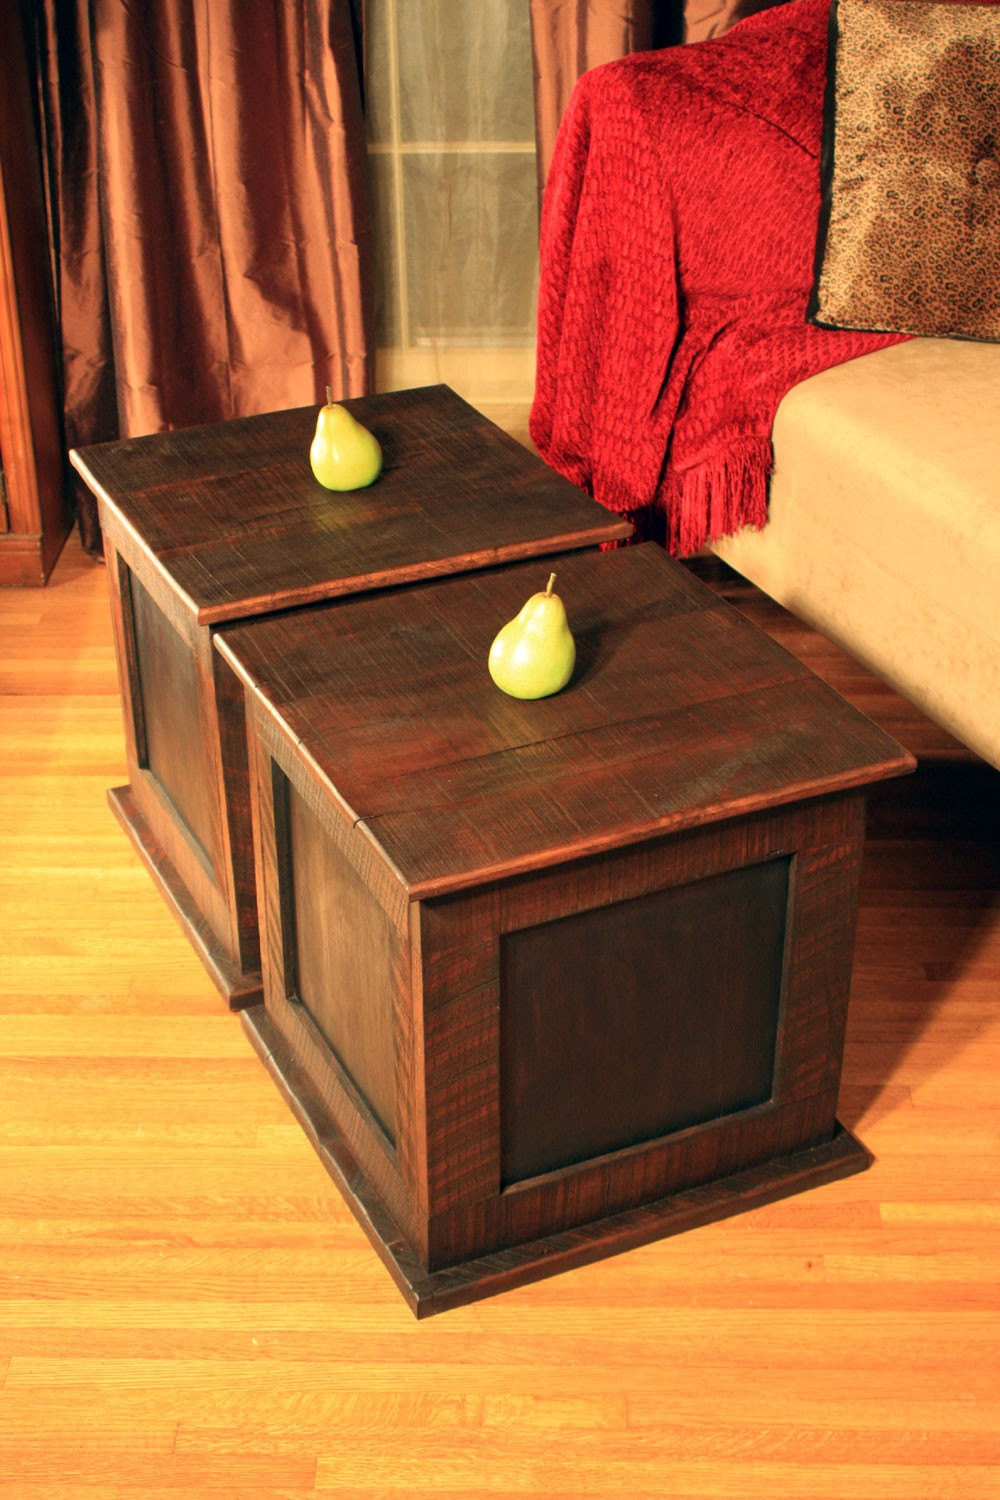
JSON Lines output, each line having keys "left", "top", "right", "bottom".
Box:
{"left": 711, "top": 338, "right": 1000, "bottom": 769}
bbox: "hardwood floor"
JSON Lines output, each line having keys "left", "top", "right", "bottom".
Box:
{"left": 2, "top": 534, "right": 998, "bottom": 1498}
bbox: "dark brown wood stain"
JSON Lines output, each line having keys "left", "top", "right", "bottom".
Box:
{"left": 218, "top": 543, "right": 914, "bottom": 1312}
{"left": 70, "top": 385, "right": 629, "bottom": 1006}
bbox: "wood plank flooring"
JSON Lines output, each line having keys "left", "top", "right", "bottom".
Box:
{"left": 2, "top": 533, "right": 998, "bottom": 1498}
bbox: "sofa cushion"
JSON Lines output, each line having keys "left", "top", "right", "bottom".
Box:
{"left": 810, "top": 0, "right": 1000, "bottom": 343}
{"left": 710, "top": 338, "right": 1000, "bottom": 768}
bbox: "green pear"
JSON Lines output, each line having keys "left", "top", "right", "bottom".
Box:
{"left": 488, "top": 572, "right": 576, "bottom": 700}
{"left": 309, "top": 388, "right": 382, "bottom": 490}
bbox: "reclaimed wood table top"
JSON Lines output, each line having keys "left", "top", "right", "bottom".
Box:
{"left": 69, "top": 385, "right": 631, "bottom": 625}
{"left": 217, "top": 543, "right": 915, "bottom": 899}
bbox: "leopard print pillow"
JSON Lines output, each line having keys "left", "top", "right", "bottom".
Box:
{"left": 809, "top": 0, "right": 1000, "bottom": 342}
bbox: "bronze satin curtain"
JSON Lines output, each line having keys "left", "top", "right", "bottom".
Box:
{"left": 30, "top": 0, "right": 373, "bottom": 551}
{"left": 528, "top": 1, "right": 681, "bottom": 193}
{"left": 528, "top": 0, "right": 785, "bottom": 191}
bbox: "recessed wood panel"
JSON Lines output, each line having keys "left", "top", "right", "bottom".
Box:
{"left": 282, "top": 775, "right": 399, "bottom": 1146}
{"left": 499, "top": 857, "right": 790, "bottom": 1185}
{"left": 129, "top": 570, "right": 215, "bottom": 862}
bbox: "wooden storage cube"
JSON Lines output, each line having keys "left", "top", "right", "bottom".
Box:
{"left": 69, "top": 386, "right": 630, "bottom": 1006}
{"left": 217, "top": 544, "right": 914, "bottom": 1314}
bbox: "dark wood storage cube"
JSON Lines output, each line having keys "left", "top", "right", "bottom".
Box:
{"left": 216, "top": 544, "right": 914, "bottom": 1315}
{"left": 69, "top": 386, "right": 630, "bottom": 1007}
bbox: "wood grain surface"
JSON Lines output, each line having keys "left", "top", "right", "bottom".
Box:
{"left": 70, "top": 384, "right": 631, "bottom": 1008}
{"left": 69, "top": 385, "right": 632, "bottom": 625}
{"left": 217, "top": 543, "right": 914, "bottom": 899}
{"left": 2, "top": 534, "right": 998, "bottom": 1496}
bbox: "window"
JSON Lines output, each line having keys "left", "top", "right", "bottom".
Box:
{"left": 366, "top": 0, "right": 538, "bottom": 434}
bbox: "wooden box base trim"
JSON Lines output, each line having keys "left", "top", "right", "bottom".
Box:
{"left": 108, "top": 784, "right": 262, "bottom": 1010}
{"left": 241, "top": 1001, "right": 871, "bottom": 1319}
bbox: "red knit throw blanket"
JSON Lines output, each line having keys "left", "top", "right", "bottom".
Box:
{"left": 530, "top": 0, "right": 905, "bottom": 555}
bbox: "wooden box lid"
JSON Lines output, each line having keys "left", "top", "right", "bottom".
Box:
{"left": 217, "top": 544, "right": 915, "bottom": 900}
{"left": 69, "top": 385, "right": 631, "bottom": 625}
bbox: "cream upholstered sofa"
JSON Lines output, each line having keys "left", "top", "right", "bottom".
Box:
{"left": 710, "top": 337, "right": 1000, "bottom": 770}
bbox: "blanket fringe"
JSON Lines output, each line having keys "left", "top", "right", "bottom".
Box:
{"left": 665, "top": 440, "right": 773, "bottom": 557}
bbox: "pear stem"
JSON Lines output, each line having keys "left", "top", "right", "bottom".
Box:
{"left": 546, "top": 572, "right": 556, "bottom": 596}
{"left": 325, "top": 385, "right": 332, "bottom": 405}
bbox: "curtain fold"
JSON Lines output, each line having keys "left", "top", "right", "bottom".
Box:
{"left": 528, "top": 0, "right": 790, "bottom": 193}
{"left": 528, "top": 1, "right": 655, "bottom": 197}
{"left": 529, "top": 1, "right": 679, "bottom": 194}
{"left": 30, "top": 0, "right": 373, "bottom": 551}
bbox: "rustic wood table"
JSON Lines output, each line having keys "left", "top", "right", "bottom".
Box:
{"left": 69, "top": 386, "right": 630, "bottom": 1008}
{"left": 216, "top": 542, "right": 914, "bottom": 1316}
